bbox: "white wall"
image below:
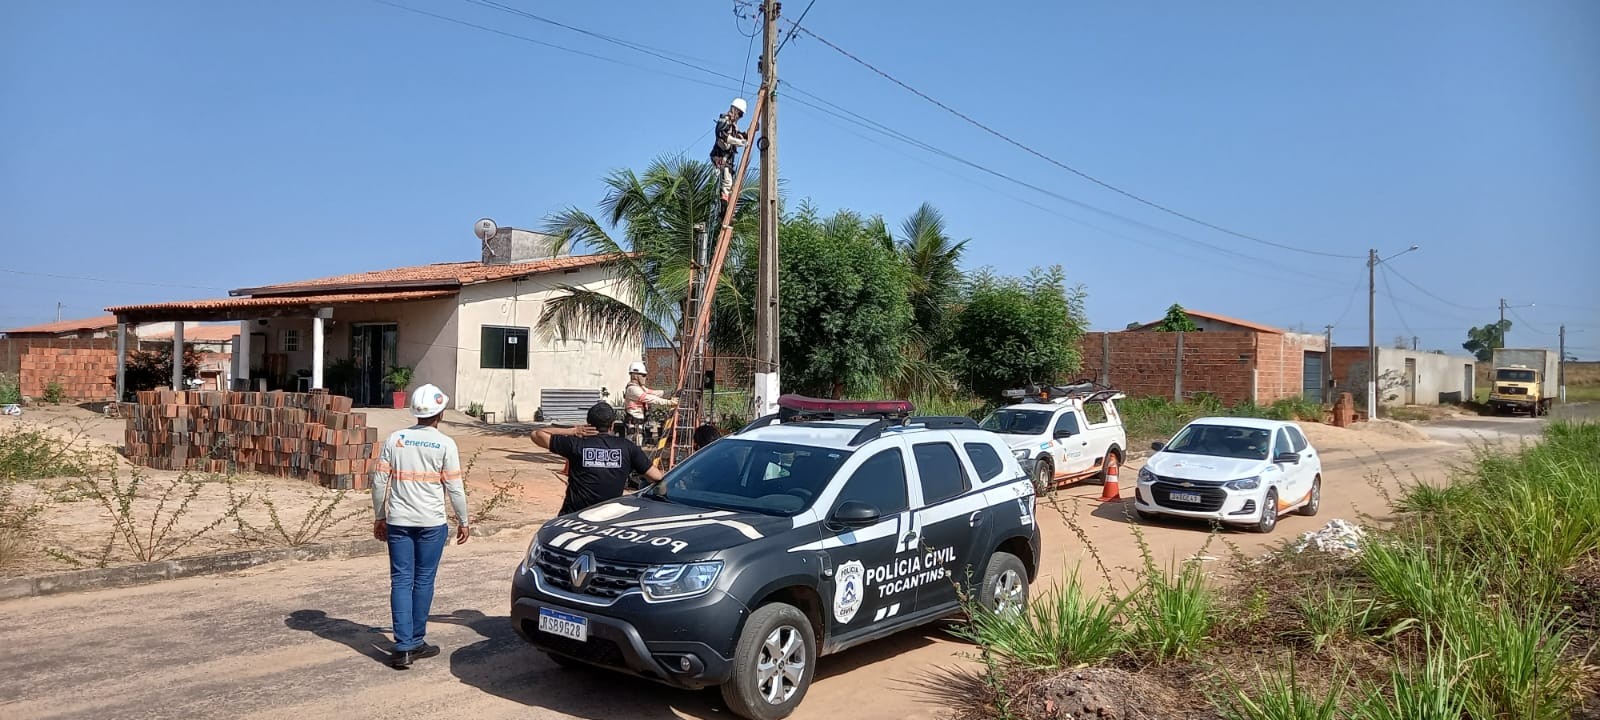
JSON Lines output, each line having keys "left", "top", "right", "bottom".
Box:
{"left": 453, "top": 268, "right": 639, "bottom": 422}
{"left": 1376, "top": 348, "right": 1477, "bottom": 406}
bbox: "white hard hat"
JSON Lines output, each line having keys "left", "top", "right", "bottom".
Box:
{"left": 730, "top": 97, "right": 748, "bottom": 114}
{"left": 409, "top": 383, "right": 449, "bottom": 418}
{"left": 628, "top": 361, "right": 648, "bottom": 375}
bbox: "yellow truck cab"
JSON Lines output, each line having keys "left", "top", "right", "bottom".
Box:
{"left": 1487, "top": 348, "right": 1559, "bottom": 417}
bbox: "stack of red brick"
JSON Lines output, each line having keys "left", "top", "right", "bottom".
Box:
{"left": 123, "top": 390, "right": 381, "bottom": 489}
{"left": 20, "top": 347, "right": 118, "bottom": 401}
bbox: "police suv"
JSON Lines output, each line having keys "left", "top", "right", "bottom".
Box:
{"left": 511, "top": 396, "right": 1041, "bottom": 720}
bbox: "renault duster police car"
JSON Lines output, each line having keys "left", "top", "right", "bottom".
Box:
{"left": 511, "top": 396, "right": 1040, "bottom": 720}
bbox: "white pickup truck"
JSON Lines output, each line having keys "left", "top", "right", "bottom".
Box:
{"left": 980, "top": 383, "right": 1127, "bottom": 492}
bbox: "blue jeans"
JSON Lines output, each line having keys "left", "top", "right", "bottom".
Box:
{"left": 387, "top": 523, "right": 448, "bottom": 651}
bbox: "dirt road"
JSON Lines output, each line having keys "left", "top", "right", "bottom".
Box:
{"left": 0, "top": 420, "right": 1536, "bottom": 720}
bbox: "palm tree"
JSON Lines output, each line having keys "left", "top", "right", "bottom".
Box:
{"left": 888, "top": 203, "right": 967, "bottom": 396}
{"left": 536, "top": 156, "right": 759, "bottom": 361}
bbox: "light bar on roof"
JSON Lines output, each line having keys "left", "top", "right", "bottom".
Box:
{"left": 776, "top": 394, "right": 913, "bottom": 418}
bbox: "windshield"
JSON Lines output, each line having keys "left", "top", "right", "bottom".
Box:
{"left": 1163, "top": 424, "right": 1272, "bottom": 461}
{"left": 981, "top": 409, "right": 1053, "bottom": 435}
{"left": 1496, "top": 369, "right": 1537, "bottom": 383}
{"left": 645, "top": 439, "right": 851, "bottom": 516}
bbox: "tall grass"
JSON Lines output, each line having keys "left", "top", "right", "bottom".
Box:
{"left": 959, "top": 568, "right": 1129, "bottom": 671}
{"left": 1126, "top": 557, "right": 1218, "bottom": 662}
{"left": 1216, "top": 665, "right": 1343, "bottom": 720}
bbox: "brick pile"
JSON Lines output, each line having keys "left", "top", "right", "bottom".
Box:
{"left": 122, "top": 390, "right": 381, "bottom": 489}
{"left": 19, "top": 346, "right": 118, "bottom": 401}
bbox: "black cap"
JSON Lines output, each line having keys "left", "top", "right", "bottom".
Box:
{"left": 587, "top": 402, "right": 618, "bottom": 430}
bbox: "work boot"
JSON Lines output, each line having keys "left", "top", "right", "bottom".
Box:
{"left": 390, "top": 643, "right": 441, "bottom": 669}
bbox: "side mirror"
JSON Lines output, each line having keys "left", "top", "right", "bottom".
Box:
{"left": 1275, "top": 452, "right": 1300, "bottom": 465}
{"left": 1054, "top": 429, "right": 1075, "bottom": 439}
{"left": 829, "top": 501, "right": 880, "bottom": 529}
{"left": 1150, "top": 441, "right": 1165, "bottom": 452}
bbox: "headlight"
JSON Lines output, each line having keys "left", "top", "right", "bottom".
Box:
{"left": 1138, "top": 467, "right": 1156, "bottom": 484}
{"left": 1225, "top": 476, "right": 1261, "bottom": 491}
{"left": 1013, "top": 448, "right": 1031, "bottom": 461}
{"left": 641, "top": 561, "right": 723, "bottom": 601}
{"left": 526, "top": 537, "right": 541, "bottom": 562}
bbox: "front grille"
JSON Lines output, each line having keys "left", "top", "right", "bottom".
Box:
{"left": 1495, "top": 385, "right": 1528, "bottom": 396}
{"left": 535, "top": 545, "right": 648, "bottom": 599}
{"left": 531, "top": 624, "right": 629, "bottom": 669}
{"left": 1150, "top": 479, "right": 1228, "bottom": 511}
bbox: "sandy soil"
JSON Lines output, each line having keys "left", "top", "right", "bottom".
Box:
{"left": 0, "top": 413, "right": 1506, "bottom": 720}
{"left": 1, "top": 406, "right": 569, "bottom": 575}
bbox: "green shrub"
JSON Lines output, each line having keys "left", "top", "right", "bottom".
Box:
{"left": 1127, "top": 558, "right": 1217, "bottom": 661}
{"left": 0, "top": 424, "right": 97, "bottom": 480}
{"left": 0, "top": 373, "right": 20, "bottom": 405}
{"left": 1216, "top": 664, "right": 1343, "bottom": 720}
{"left": 959, "top": 568, "right": 1128, "bottom": 670}
{"left": 43, "top": 379, "right": 66, "bottom": 405}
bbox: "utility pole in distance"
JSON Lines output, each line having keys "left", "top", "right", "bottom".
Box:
{"left": 1559, "top": 324, "right": 1566, "bottom": 403}
{"left": 753, "top": 0, "right": 781, "bottom": 415}
{"left": 1367, "top": 249, "right": 1377, "bottom": 417}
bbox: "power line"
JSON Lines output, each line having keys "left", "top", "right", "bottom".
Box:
{"left": 459, "top": 0, "right": 740, "bottom": 81}
{"left": 784, "top": 23, "right": 1364, "bottom": 260}
{"left": 1378, "top": 265, "right": 1415, "bottom": 338}
{"left": 1382, "top": 264, "right": 1488, "bottom": 313}
{"left": 0, "top": 268, "right": 228, "bottom": 291}
{"left": 775, "top": 0, "right": 816, "bottom": 55}
{"left": 1507, "top": 307, "right": 1553, "bottom": 337}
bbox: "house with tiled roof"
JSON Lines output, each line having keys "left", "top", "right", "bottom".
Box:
{"left": 107, "top": 228, "right": 635, "bottom": 422}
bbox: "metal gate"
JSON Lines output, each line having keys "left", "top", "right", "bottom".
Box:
{"left": 1303, "top": 351, "right": 1324, "bottom": 403}
{"left": 539, "top": 388, "right": 604, "bottom": 424}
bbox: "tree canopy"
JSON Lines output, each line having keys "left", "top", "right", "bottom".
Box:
{"left": 947, "top": 266, "right": 1087, "bottom": 402}
{"left": 1154, "top": 304, "right": 1199, "bottom": 332}
{"left": 1463, "top": 320, "right": 1511, "bottom": 362}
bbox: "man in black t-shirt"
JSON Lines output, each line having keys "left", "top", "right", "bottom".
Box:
{"left": 532, "top": 402, "right": 664, "bottom": 516}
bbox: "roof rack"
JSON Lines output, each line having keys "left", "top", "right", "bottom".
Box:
{"left": 1001, "top": 379, "right": 1124, "bottom": 404}
{"left": 733, "top": 397, "right": 979, "bottom": 446}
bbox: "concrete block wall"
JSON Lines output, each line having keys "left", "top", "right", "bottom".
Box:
{"left": 1078, "top": 332, "right": 1258, "bottom": 404}
{"left": 19, "top": 346, "right": 119, "bottom": 400}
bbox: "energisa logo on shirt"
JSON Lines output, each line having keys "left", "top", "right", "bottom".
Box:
{"left": 582, "top": 447, "right": 624, "bottom": 469}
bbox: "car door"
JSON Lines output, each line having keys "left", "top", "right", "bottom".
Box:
{"left": 1284, "top": 426, "right": 1318, "bottom": 505}
{"left": 1051, "top": 409, "right": 1095, "bottom": 475}
{"left": 820, "top": 441, "right": 915, "bottom": 636}
{"left": 906, "top": 434, "right": 988, "bottom": 616}
{"left": 1272, "top": 428, "right": 1310, "bottom": 509}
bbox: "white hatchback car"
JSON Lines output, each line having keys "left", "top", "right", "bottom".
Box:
{"left": 1133, "top": 417, "right": 1322, "bottom": 533}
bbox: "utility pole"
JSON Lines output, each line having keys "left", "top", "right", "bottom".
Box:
{"left": 1559, "top": 324, "right": 1566, "bottom": 403}
{"left": 1367, "top": 249, "right": 1377, "bottom": 417}
{"left": 56, "top": 302, "right": 62, "bottom": 323}
{"left": 753, "top": 0, "right": 781, "bottom": 414}
{"left": 1412, "top": 336, "right": 1418, "bottom": 351}
{"left": 1323, "top": 324, "right": 1333, "bottom": 404}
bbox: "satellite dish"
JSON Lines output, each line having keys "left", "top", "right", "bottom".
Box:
{"left": 474, "top": 218, "right": 499, "bottom": 242}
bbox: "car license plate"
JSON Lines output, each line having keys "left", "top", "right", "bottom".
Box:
{"left": 1169, "top": 491, "right": 1202, "bottom": 504}
{"left": 538, "top": 608, "right": 588, "bottom": 642}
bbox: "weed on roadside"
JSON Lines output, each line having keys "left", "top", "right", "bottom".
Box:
{"left": 1215, "top": 663, "right": 1344, "bottom": 720}
{"left": 62, "top": 466, "right": 249, "bottom": 564}
{"left": 959, "top": 567, "right": 1130, "bottom": 671}
{"left": 0, "top": 478, "right": 51, "bottom": 569}
{"left": 0, "top": 421, "right": 100, "bottom": 480}
{"left": 472, "top": 475, "right": 519, "bottom": 525}
{"left": 230, "top": 481, "right": 364, "bottom": 548}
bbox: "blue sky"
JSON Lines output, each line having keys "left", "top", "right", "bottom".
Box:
{"left": 3, "top": 1, "right": 1597, "bottom": 357}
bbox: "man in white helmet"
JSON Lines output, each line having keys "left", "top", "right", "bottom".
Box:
{"left": 709, "top": 97, "right": 748, "bottom": 202}
{"left": 370, "top": 382, "right": 470, "bottom": 669}
{"left": 623, "top": 360, "right": 677, "bottom": 444}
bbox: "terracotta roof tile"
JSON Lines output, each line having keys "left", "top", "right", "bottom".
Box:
{"left": 3, "top": 315, "right": 119, "bottom": 335}
{"left": 237, "top": 253, "right": 620, "bottom": 296}
{"left": 107, "top": 290, "right": 457, "bottom": 315}
{"left": 1130, "top": 309, "right": 1284, "bottom": 334}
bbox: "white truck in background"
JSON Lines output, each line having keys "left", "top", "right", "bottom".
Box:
{"left": 1487, "top": 348, "right": 1560, "bottom": 417}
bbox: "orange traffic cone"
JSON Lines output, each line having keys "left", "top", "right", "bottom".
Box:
{"left": 1098, "top": 456, "right": 1122, "bottom": 502}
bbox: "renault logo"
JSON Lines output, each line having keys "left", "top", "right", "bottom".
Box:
{"left": 569, "top": 553, "right": 595, "bottom": 589}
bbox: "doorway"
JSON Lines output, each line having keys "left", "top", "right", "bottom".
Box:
{"left": 1403, "top": 358, "right": 1417, "bottom": 405}
{"left": 351, "top": 323, "right": 397, "bottom": 407}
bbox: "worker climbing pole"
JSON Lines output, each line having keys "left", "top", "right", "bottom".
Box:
{"left": 655, "top": 89, "right": 768, "bottom": 469}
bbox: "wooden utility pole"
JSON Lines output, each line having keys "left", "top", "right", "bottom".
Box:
{"left": 753, "top": 0, "right": 781, "bottom": 415}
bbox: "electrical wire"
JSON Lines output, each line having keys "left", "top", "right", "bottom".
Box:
{"left": 0, "top": 268, "right": 228, "bottom": 291}
{"left": 775, "top": 0, "right": 816, "bottom": 56}
{"left": 1381, "top": 264, "right": 1488, "bottom": 312}
{"left": 368, "top": 0, "right": 1353, "bottom": 289}
{"left": 1507, "top": 307, "right": 1553, "bottom": 337}
{"left": 1378, "top": 265, "right": 1416, "bottom": 339}
{"left": 784, "top": 23, "right": 1363, "bottom": 260}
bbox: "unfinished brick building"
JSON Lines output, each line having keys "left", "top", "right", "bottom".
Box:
{"left": 1080, "top": 310, "right": 1328, "bottom": 405}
